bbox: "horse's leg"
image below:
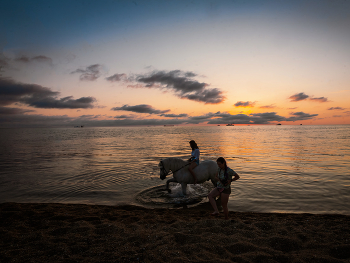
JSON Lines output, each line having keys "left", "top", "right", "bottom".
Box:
{"left": 181, "top": 183, "right": 187, "bottom": 196}
{"left": 166, "top": 178, "right": 177, "bottom": 193}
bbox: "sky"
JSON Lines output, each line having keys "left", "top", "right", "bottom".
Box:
{"left": 1, "top": 0, "right": 350, "bottom": 128}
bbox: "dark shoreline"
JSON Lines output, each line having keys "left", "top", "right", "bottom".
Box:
{"left": 1, "top": 202, "right": 350, "bottom": 262}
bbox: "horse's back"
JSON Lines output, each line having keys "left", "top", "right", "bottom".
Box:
{"left": 201, "top": 159, "right": 217, "bottom": 170}
{"left": 169, "top": 158, "right": 217, "bottom": 184}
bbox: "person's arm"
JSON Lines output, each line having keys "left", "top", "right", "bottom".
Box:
{"left": 231, "top": 171, "right": 240, "bottom": 182}
{"left": 194, "top": 149, "right": 200, "bottom": 161}
{"left": 226, "top": 169, "right": 239, "bottom": 185}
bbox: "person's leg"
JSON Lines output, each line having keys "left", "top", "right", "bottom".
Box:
{"left": 220, "top": 193, "right": 230, "bottom": 219}
{"left": 208, "top": 188, "right": 221, "bottom": 215}
{"left": 188, "top": 162, "right": 198, "bottom": 184}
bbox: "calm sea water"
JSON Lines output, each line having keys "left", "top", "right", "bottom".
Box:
{"left": 0, "top": 125, "right": 349, "bottom": 215}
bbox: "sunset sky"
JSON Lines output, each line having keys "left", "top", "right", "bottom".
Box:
{"left": 1, "top": 0, "right": 349, "bottom": 127}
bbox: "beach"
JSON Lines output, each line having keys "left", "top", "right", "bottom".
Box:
{"left": 1, "top": 202, "right": 349, "bottom": 263}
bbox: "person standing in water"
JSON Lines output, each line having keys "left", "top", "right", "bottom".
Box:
{"left": 188, "top": 140, "right": 200, "bottom": 184}
{"left": 208, "top": 157, "right": 240, "bottom": 220}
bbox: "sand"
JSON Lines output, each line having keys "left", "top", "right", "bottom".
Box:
{"left": 1, "top": 202, "right": 349, "bottom": 263}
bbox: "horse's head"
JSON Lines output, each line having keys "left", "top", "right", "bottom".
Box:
{"left": 158, "top": 160, "right": 169, "bottom": 180}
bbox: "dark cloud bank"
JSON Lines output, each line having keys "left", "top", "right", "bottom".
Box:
{"left": 0, "top": 75, "right": 321, "bottom": 128}
{"left": 0, "top": 107, "right": 319, "bottom": 128}
{"left": 0, "top": 66, "right": 324, "bottom": 127}
{"left": 0, "top": 77, "right": 96, "bottom": 111}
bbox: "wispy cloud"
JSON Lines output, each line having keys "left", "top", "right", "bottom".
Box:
{"left": 259, "top": 104, "right": 276, "bottom": 109}
{"left": 160, "top": 113, "right": 188, "bottom": 118}
{"left": 289, "top": 92, "right": 328, "bottom": 102}
{"left": 71, "top": 64, "right": 102, "bottom": 81}
{"left": 15, "top": 55, "right": 53, "bottom": 65}
{"left": 114, "top": 115, "right": 137, "bottom": 119}
{"left": 107, "top": 69, "right": 225, "bottom": 104}
{"left": 111, "top": 104, "right": 170, "bottom": 115}
{"left": 328, "top": 107, "right": 346, "bottom": 110}
{"left": 234, "top": 101, "right": 256, "bottom": 107}
{"left": 309, "top": 97, "right": 328, "bottom": 102}
{"left": 289, "top": 92, "right": 309, "bottom": 102}
{"left": 286, "top": 112, "right": 318, "bottom": 121}
{"left": 106, "top": 73, "right": 128, "bottom": 82}
{"left": 132, "top": 70, "right": 225, "bottom": 104}
{"left": 0, "top": 77, "right": 96, "bottom": 109}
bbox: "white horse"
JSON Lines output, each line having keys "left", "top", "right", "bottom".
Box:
{"left": 158, "top": 157, "right": 218, "bottom": 195}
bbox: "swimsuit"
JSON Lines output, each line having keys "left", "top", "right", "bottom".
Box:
{"left": 217, "top": 167, "right": 237, "bottom": 194}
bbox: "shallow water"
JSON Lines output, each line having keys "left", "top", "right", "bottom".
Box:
{"left": 0, "top": 125, "right": 349, "bottom": 214}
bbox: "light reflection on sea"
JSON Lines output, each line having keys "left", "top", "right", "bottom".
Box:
{"left": 0, "top": 125, "right": 349, "bottom": 215}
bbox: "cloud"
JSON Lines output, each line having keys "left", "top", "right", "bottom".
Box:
{"left": 0, "top": 109, "right": 320, "bottom": 128}
{"left": 106, "top": 73, "right": 128, "bottom": 82}
{"left": 71, "top": 64, "right": 101, "bottom": 81}
{"left": 289, "top": 92, "right": 309, "bottom": 102}
{"left": 189, "top": 111, "right": 282, "bottom": 125}
{"left": 23, "top": 96, "right": 96, "bottom": 109}
{"left": 114, "top": 115, "right": 136, "bottom": 119}
{"left": 126, "top": 84, "right": 146, "bottom": 89}
{"left": 309, "top": 97, "right": 328, "bottom": 102}
{"left": 111, "top": 104, "right": 170, "bottom": 114}
{"left": 289, "top": 92, "right": 328, "bottom": 102}
{"left": 0, "top": 113, "right": 75, "bottom": 128}
{"left": 0, "top": 106, "right": 34, "bottom": 115}
{"left": 328, "top": 107, "right": 345, "bottom": 110}
{"left": 286, "top": 112, "right": 318, "bottom": 121}
{"left": 160, "top": 113, "right": 188, "bottom": 118}
{"left": 182, "top": 88, "right": 224, "bottom": 104}
{"left": 0, "top": 77, "right": 96, "bottom": 109}
{"left": 204, "top": 111, "right": 318, "bottom": 124}
{"left": 259, "top": 104, "right": 276, "bottom": 109}
{"left": 249, "top": 112, "right": 286, "bottom": 124}
{"left": 15, "top": 55, "right": 53, "bottom": 65}
{"left": 135, "top": 70, "right": 225, "bottom": 104}
{"left": 234, "top": 101, "right": 256, "bottom": 107}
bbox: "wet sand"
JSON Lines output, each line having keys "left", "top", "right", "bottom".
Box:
{"left": 1, "top": 202, "right": 349, "bottom": 263}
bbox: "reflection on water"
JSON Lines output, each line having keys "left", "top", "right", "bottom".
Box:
{"left": 0, "top": 125, "right": 349, "bottom": 214}
{"left": 136, "top": 183, "right": 213, "bottom": 208}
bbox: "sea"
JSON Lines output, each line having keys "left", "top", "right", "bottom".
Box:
{"left": 0, "top": 125, "right": 349, "bottom": 215}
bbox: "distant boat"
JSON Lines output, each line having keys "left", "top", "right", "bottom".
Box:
{"left": 164, "top": 125, "right": 174, "bottom": 127}
{"left": 226, "top": 123, "right": 234, "bottom": 126}
{"left": 277, "top": 123, "right": 281, "bottom": 125}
